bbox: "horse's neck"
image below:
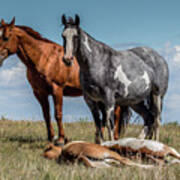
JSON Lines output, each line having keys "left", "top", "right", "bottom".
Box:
{"left": 78, "top": 30, "right": 109, "bottom": 72}
{"left": 77, "top": 30, "right": 95, "bottom": 68}
{"left": 17, "top": 32, "right": 45, "bottom": 69}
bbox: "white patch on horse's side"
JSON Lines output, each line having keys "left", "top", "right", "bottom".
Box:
{"left": 0, "top": 30, "right": 3, "bottom": 37}
{"left": 142, "top": 71, "right": 150, "bottom": 90}
{"left": 84, "top": 35, "right": 92, "bottom": 52}
{"left": 102, "top": 138, "right": 165, "bottom": 152}
{"left": 114, "top": 65, "right": 132, "bottom": 97}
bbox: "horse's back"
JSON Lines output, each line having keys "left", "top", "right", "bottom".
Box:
{"left": 129, "top": 47, "right": 169, "bottom": 96}
{"left": 109, "top": 51, "right": 154, "bottom": 102}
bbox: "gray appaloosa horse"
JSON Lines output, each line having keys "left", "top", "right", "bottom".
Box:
{"left": 61, "top": 15, "right": 169, "bottom": 143}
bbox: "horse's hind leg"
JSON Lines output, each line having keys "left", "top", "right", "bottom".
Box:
{"left": 132, "top": 101, "right": 154, "bottom": 139}
{"left": 151, "top": 94, "right": 162, "bottom": 141}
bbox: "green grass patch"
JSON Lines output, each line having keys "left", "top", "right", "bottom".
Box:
{"left": 0, "top": 119, "right": 179, "bottom": 180}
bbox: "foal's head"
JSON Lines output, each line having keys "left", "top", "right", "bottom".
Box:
{"left": 61, "top": 14, "right": 80, "bottom": 66}
{"left": 0, "top": 17, "right": 19, "bottom": 66}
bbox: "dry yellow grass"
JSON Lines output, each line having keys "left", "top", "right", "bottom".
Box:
{"left": 0, "top": 118, "right": 179, "bottom": 180}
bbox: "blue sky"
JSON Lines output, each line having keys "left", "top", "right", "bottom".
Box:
{"left": 0, "top": 0, "right": 180, "bottom": 123}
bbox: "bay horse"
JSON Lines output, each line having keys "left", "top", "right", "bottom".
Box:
{"left": 0, "top": 18, "right": 128, "bottom": 144}
{"left": 61, "top": 15, "right": 169, "bottom": 142}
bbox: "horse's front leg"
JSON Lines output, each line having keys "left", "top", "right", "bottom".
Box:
{"left": 33, "top": 91, "right": 54, "bottom": 142}
{"left": 84, "top": 94, "right": 104, "bottom": 144}
{"left": 132, "top": 101, "right": 154, "bottom": 139}
{"left": 105, "top": 105, "right": 115, "bottom": 141}
{"left": 104, "top": 90, "right": 116, "bottom": 141}
{"left": 52, "top": 84, "right": 65, "bottom": 146}
{"left": 99, "top": 103, "right": 120, "bottom": 140}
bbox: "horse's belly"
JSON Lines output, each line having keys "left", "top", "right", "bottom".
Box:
{"left": 115, "top": 82, "right": 151, "bottom": 106}
{"left": 115, "top": 96, "right": 144, "bottom": 106}
{"left": 84, "top": 85, "right": 103, "bottom": 102}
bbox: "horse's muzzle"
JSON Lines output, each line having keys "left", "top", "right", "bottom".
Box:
{"left": 63, "top": 57, "right": 73, "bottom": 67}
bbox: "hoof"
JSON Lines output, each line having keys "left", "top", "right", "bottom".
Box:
{"left": 54, "top": 141, "right": 64, "bottom": 147}
{"left": 54, "top": 137, "right": 70, "bottom": 147}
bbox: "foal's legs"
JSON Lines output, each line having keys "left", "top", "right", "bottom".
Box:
{"left": 52, "top": 84, "right": 65, "bottom": 145}
{"left": 33, "top": 91, "right": 54, "bottom": 142}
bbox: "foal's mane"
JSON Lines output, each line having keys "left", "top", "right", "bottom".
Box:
{"left": 17, "top": 25, "right": 55, "bottom": 44}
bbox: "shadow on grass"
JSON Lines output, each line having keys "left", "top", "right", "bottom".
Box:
{"left": 2, "top": 136, "right": 45, "bottom": 143}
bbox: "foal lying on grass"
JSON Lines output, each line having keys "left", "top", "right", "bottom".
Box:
{"left": 43, "top": 139, "right": 180, "bottom": 168}
{"left": 43, "top": 141, "right": 153, "bottom": 168}
{"left": 102, "top": 138, "right": 180, "bottom": 165}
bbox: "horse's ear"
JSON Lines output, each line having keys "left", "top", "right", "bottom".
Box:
{"left": 62, "top": 14, "right": 67, "bottom": 25}
{"left": 1, "top": 19, "right": 5, "bottom": 26}
{"left": 75, "top": 14, "right": 80, "bottom": 26}
{"left": 10, "top": 17, "right": 15, "bottom": 26}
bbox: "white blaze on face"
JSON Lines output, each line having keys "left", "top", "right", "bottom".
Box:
{"left": 0, "top": 30, "right": 3, "bottom": 37}
{"left": 84, "top": 35, "right": 91, "bottom": 52}
{"left": 63, "top": 28, "right": 78, "bottom": 58}
{"left": 142, "top": 71, "right": 150, "bottom": 90}
{"left": 114, "top": 65, "right": 132, "bottom": 97}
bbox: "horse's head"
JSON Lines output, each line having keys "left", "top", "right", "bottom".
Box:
{"left": 0, "top": 17, "right": 19, "bottom": 66}
{"left": 61, "top": 14, "right": 80, "bottom": 66}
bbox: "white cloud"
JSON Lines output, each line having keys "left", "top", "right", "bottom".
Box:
{"left": 0, "top": 62, "right": 26, "bottom": 87}
{"left": 159, "top": 43, "right": 180, "bottom": 69}
{"left": 166, "top": 93, "right": 180, "bottom": 110}
{"left": 172, "top": 45, "right": 180, "bottom": 63}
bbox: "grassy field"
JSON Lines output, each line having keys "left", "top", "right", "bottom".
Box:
{"left": 0, "top": 118, "right": 179, "bottom": 180}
